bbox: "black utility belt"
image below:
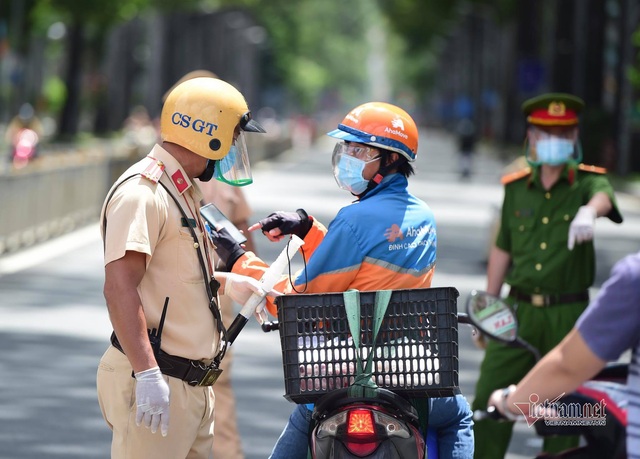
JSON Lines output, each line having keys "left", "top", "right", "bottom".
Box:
{"left": 110, "top": 332, "right": 221, "bottom": 387}
{"left": 508, "top": 287, "right": 589, "bottom": 307}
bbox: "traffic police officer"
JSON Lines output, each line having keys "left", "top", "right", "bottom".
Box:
{"left": 97, "top": 77, "right": 271, "bottom": 459}
{"left": 162, "top": 69, "right": 255, "bottom": 459}
{"left": 471, "top": 92, "right": 623, "bottom": 458}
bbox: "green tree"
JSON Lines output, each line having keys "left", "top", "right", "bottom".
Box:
{"left": 377, "top": 0, "right": 518, "bottom": 101}
{"left": 218, "top": 0, "right": 373, "bottom": 113}
{"left": 29, "top": 0, "right": 155, "bottom": 137}
{"left": 628, "top": 26, "right": 640, "bottom": 91}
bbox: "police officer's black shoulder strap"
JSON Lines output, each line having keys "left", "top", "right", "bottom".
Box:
{"left": 102, "top": 173, "right": 228, "bottom": 361}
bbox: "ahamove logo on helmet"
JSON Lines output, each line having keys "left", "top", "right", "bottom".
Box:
{"left": 345, "top": 107, "right": 366, "bottom": 125}
{"left": 391, "top": 118, "right": 405, "bottom": 130}
{"left": 385, "top": 118, "right": 408, "bottom": 139}
{"left": 171, "top": 112, "right": 219, "bottom": 136}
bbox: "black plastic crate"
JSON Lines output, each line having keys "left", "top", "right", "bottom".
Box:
{"left": 275, "top": 287, "right": 460, "bottom": 404}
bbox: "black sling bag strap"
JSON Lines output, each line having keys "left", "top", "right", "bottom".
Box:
{"left": 102, "top": 173, "right": 228, "bottom": 363}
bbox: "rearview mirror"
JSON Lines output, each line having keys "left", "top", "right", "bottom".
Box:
{"left": 466, "top": 290, "right": 517, "bottom": 343}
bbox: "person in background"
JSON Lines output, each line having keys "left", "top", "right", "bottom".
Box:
{"left": 162, "top": 69, "right": 257, "bottom": 459}
{"left": 97, "top": 76, "right": 271, "bottom": 459}
{"left": 122, "top": 105, "right": 157, "bottom": 157}
{"left": 489, "top": 249, "right": 640, "bottom": 458}
{"left": 471, "top": 92, "right": 623, "bottom": 458}
{"left": 455, "top": 117, "right": 476, "bottom": 179}
{"left": 209, "top": 101, "right": 474, "bottom": 459}
{"left": 5, "top": 102, "right": 44, "bottom": 166}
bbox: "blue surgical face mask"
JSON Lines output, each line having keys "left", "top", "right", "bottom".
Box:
{"left": 534, "top": 138, "right": 575, "bottom": 165}
{"left": 333, "top": 154, "right": 369, "bottom": 195}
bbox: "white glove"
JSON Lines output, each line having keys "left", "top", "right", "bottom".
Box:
{"left": 134, "top": 366, "right": 170, "bottom": 436}
{"left": 568, "top": 206, "right": 597, "bottom": 250}
{"left": 224, "top": 273, "right": 268, "bottom": 312}
{"left": 488, "top": 385, "right": 521, "bottom": 421}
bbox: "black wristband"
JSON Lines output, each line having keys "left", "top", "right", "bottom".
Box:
{"left": 209, "top": 226, "right": 246, "bottom": 270}
{"left": 226, "top": 245, "right": 245, "bottom": 270}
{"left": 295, "top": 208, "right": 313, "bottom": 238}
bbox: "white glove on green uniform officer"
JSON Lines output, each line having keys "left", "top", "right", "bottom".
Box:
{"left": 568, "top": 205, "right": 596, "bottom": 250}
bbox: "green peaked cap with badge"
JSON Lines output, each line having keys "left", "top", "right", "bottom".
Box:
{"left": 522, "top": 93, "right": 585, "bottom": 126}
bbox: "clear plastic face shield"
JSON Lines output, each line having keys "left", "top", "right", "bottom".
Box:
{"left": 331, "top": 141, "right": 380, "bottom": 195}
{"left": 525, "top": 125, "right": 582, "bottom": 166}
{"left": 215, "top": 129, "right": 253, "bottom": 186}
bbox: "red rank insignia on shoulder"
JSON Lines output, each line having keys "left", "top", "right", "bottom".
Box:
{"left": 141, "top": 158, "right": 165, "bottom": 183}
{"left": 171, "top": 169, "right": 189, "bottom": 193}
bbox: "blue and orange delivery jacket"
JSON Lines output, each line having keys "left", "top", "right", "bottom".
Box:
{"left": 230, "top": 173, "right": 438, "bottom": 316}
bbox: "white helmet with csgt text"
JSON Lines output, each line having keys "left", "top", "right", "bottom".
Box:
{"left": 160, "top": 77, "right": 265, "bottom": 186}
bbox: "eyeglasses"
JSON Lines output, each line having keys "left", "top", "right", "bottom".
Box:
{"left": 338, "top": 142, "right": 380, "bottom": 161}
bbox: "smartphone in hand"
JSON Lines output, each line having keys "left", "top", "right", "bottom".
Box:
{"left": 200, "top": 203, "right": 248, "bottom": 244}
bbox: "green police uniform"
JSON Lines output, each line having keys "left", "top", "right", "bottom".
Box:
{"left": 472, "top": 93, "right": 623, "bottom": 459}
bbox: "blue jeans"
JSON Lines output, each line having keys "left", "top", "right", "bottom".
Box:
{"left": 269, "top": 403, "right": 313, "bottom": 459}
{"left": 427, "top": 395, "right": 474, "bottom": 459}
{"left": 269, "top": 395, "right": 474, "bottom": 459}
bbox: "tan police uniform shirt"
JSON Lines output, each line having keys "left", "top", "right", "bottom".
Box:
{"left": 102, "top": 144, "right": 220, "bottom": 361}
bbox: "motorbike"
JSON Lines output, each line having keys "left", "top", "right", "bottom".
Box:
{"left": 264, "top": 286, "right": 472, "bottom": 459}
{"left": 466, "top": 290, "right": 628, "bottom": 459}
{"left": 11, "top": 127, "right": 39, "bottom": 169}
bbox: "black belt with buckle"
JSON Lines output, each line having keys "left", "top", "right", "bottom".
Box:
{"left": 508, "top": 287, "right": 589, "bottom": 307}
{"left": 110, "top": 333, "right": 221, "bottom": 387}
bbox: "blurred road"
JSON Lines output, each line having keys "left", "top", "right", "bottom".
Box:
{"left": 0, "top": 129, "right": 638, "bottom": 458}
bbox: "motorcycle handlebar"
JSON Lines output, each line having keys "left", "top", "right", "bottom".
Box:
{"left": 473, "top": 406, "right": 507, "bottom": 422}
{"left": 261, "top": 321, "right": 279, "bottom": 332}
{"left": 457, "top": 312, "right": 471, "bottom": 325}
{"left": 227, "top": 316, "right": 279, "bottom": 341}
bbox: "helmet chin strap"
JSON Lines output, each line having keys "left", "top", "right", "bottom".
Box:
{"left": 197, "top": 159, "right": 217, "bottom": 182}
{"left": 356, "top": 158, "right": 402, "bottom": 199}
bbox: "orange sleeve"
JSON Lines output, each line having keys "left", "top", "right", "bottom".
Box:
{"left": 230, "top": 218, "right": 328, "bottom": 317}
{"left": 230, "top": 251, "right": 301, "bottom": 317}
{"left": 299, "top": 217, "right": 327, "bottom": 258}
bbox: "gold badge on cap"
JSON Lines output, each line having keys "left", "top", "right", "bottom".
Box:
{"left": 548, "top": 102, "right": 566, "bottom": 117}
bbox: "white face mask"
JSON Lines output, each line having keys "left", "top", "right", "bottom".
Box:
{"left": 331, "top": 141, "right": 381, "bottom": 195}
{"left": 333, "top": 154, "right": 370, "bottom": 195}
{"left": 534, "top": 138, "right": 575, "bottom": 165}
